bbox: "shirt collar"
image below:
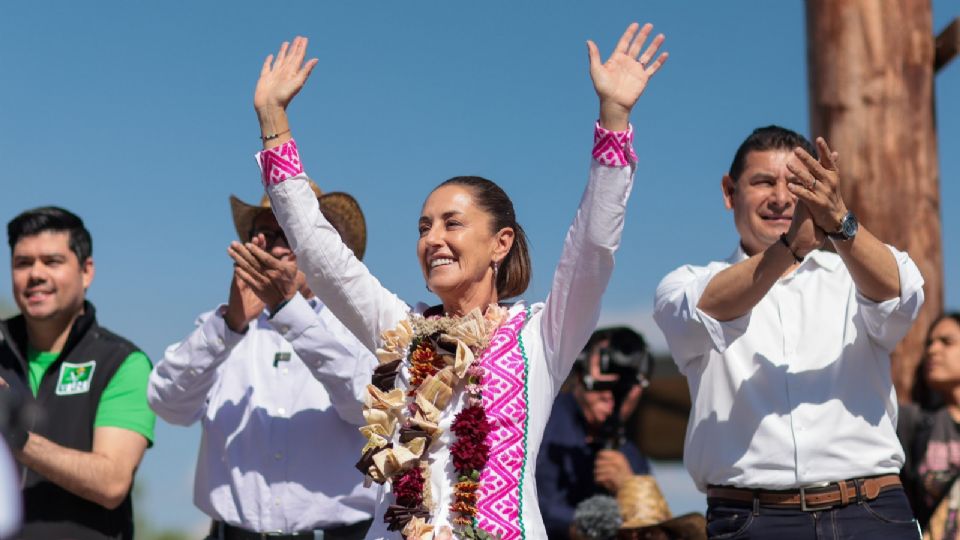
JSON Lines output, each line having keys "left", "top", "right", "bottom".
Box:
{"left": 728, "top": 243, "right": 843, "bottom": 272}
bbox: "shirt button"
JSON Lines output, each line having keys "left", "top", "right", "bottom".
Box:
{"left": 274, "top": 452, "right": 282, "bottom": 460}
{"left": 277, "top": 407, "right": 286, "bottom": 416}
{"left": 279, "top": 325, "right": 290, "bottom": 333}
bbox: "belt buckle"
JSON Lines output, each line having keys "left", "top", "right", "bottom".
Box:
{"left": 799, "top": 483, "right": 833, "bottom": 512}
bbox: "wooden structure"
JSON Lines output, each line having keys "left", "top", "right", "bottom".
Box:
{"left": 805, "top": 1, "right": 958, "bottom": 400}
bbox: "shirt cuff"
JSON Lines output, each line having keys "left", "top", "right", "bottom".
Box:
{"left": 592, "top": 122, "right": 638, "bottom": 167}
{"left": 687, "top": 272, "right": 750, "bottom": 354}
{"left": 854, "top": 245, "right": 925, "bottom": 345}
{"left": 211, "top": 305, "right": 249, "bottom": 350}
{"left": 268, "top": 293, "right": 316, "bottom": 341}
{"left": 256, "top": 139, "right": 304, "bottom": 186}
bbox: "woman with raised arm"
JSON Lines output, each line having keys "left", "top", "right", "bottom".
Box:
{"left": 231, "top": 25, "right": 667, "bottom": 540}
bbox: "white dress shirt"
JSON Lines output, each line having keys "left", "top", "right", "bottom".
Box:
{"left": 654, "top": 245, "right": 924, "bottom": 492}
{"left": 147, "top": 293, "right": 377, "bottom": 533}
{"left": 265, "top": 156, "right": 635, "bottom": 538}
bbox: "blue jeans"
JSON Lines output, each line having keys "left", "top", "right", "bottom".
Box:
{"left": 706, "top": 488, "right": 921, "bottom": 539}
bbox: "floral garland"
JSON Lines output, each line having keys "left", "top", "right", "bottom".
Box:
{"left": 356, "top": 305, "right": 508, "bottom": 540}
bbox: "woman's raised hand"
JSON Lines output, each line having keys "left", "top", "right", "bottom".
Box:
{"left": 587, "top": 23, "right": 668, "bottom": 131}
{"left": 254, "top": 36, "right": 318, "bottom": 114}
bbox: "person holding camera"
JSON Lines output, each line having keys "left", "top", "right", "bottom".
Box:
{"left": 535, "top": 326, "right": 653, "bottom": 539}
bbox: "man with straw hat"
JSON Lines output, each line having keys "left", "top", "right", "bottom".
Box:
{"left": 148, "top": 180, "right": 376, "bottom": 540}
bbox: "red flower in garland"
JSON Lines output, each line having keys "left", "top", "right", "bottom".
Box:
{"left": 451, "top": 439, "right": 490, "bottom": 472}
{"left": 392, "top": 467, "right": 425, "bottom": 508}
{"left": 451, "top": 405, "right": 492, "bottom": 444}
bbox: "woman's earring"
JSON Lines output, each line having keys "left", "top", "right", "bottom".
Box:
{"left": 492, "top": 261, "right": 499, "bottom": 279}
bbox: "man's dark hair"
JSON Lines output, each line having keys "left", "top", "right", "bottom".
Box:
{"left": 728, "top": 125, "right": 817, "bottom": 182}
{"left": 7, "top": 206, "right": 93, "bottom": 263}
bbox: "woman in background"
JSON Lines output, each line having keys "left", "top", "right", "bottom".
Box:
{"left": 900, "top": 312, "right": 960, "bottom": 539}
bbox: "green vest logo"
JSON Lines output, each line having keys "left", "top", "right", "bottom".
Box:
{"left": 56, "top": 361, "right": 97, "bottom": 396}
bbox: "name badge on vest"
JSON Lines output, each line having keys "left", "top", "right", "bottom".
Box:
{"left": 56, "top": 360, "right": 97, "bottom": 395}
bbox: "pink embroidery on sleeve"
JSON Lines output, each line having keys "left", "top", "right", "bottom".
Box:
{"left": 592, "top": 123, "right": 637, "bottom": 167}
{"left": 259, "top": 139, "right": 304, "bottom": 186}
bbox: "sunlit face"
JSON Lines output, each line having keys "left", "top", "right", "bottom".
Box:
{"left": 722, "top": 149, "right": 802, "bottom": 255}
{"left": 924, "top": 318, "right": 960, "bottom": 392}
{"left": 11, "top": 231, "right": 93, "bottom": 325}
{"left": 417, "top": 185, "right": 512, "bottom": 304}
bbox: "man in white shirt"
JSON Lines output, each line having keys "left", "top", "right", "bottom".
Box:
{"left": 148, "top": 185, "right": 376, "bottom": 540}
{"left": 654, "top": 126, "right": 925, "bottom": 539}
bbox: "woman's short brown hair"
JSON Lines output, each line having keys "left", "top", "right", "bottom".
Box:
{"left": 435, "top": 176, "right": 531, "bottom": 299}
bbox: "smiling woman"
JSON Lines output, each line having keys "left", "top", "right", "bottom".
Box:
{"left": 229, "top": 27, "right": 668, "bottom": 540}
{"left": 418, "top": 176, "right": 530, "bottom": 313}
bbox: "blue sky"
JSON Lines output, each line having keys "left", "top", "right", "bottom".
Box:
{"left": 2, "top": 2, "right": 958, "bottom": 533}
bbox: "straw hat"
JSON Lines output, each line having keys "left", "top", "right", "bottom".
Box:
{"left": 229, "top": 179, "right": 366, "bottom": 261}
{"left": 617, "top": 475, "right": 706, "bottom": 540}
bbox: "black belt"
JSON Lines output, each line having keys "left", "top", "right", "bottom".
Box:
{"left": 210, "top": 519, "right": 372, "bottom": 540}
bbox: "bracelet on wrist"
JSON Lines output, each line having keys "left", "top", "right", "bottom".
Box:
{"left": 260, "top": 129, "right": 291, "bottom": 141}
{"left": 779, "top": 233, "right": 804, "bottom": 263}
{"left": 269, "top": 297, "right": 292, "bottom": 318}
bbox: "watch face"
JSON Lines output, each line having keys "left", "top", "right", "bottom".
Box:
{"left": 842, "top": 212, "right": 858, "bottom": 238}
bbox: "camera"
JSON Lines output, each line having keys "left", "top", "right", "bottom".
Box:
{"left": 574, "top": 327, "right": 652, "bottom": 450}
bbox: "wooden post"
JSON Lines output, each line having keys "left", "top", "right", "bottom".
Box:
{"left": 805, "top": 0, "right": 943, "bottom": 401}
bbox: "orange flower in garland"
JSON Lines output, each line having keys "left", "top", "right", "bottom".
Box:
{"left": 407, "top": 335, "right": 447, "bottom": 395}
{"left": 451, "top": 477, "right": 481, "bottom": 525}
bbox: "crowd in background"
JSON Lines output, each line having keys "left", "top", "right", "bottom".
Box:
{"left": 0, "top": 19, "right": 956, "bottom": 540}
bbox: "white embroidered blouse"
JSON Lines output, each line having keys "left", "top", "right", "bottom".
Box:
{"left": 256, "top": 124, "right": 637, "bottom": 539}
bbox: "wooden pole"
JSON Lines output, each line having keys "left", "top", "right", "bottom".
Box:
{"left": 805, "top": 0, "right": 943, "bottom": 401}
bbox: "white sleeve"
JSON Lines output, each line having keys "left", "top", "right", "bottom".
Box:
{"left": 653, "top": 264, "right": 750, "bottom": 374}
{"left": 147, "top": 309, "right": 242, "bottom": 426}
{"left": 266, "top": 174, "right": 410, "bottom": 352}
{"left": 540, "top": 157, "right": 636, "bottom": 386}
{"left": 855, "top": 245, "right": 926, "bottom": 351}
{"left": 269, "top": 294, "right": 375, "bottom": 426}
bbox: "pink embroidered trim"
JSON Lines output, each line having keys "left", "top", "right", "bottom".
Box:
{"left": 260, "top": 139, "right": 304, "bottom": 186}
{"left": 476, "top": 309, "right": 529, "bottom": 540}
{"left": 592, "top": 122, "right": 637, "bottom": 167}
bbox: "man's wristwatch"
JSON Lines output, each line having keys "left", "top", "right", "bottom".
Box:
{"left": 828, "top": 210, "right": 858, "bottom": 241}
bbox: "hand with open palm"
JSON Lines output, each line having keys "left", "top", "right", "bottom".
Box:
{"left": 587, "top": 23, "right": 668, "bottom": 131}
{"left": 254, "top": 36, "right": 318, "bottom": 148}
{"left": 254, "top": 36, "right": 318, "bottom": 113}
